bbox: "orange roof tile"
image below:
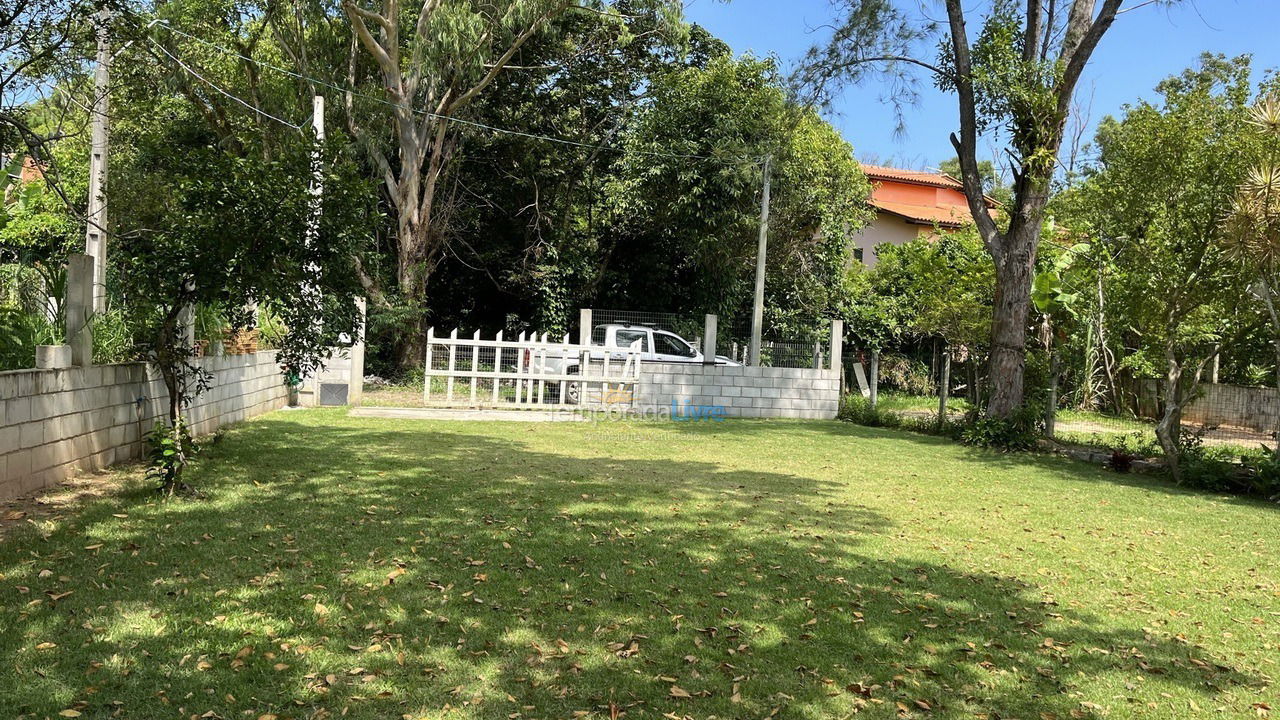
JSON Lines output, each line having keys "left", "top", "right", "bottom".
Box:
{"left": 869, "top": 199, "right": 971, "bottom": 228}
{"left": 860, "top": 163, "right": 963, "bottom": 190}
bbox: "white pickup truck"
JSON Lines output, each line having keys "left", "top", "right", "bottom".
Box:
{"left": 544, "top": 323, "right": 738, "bottom": 403}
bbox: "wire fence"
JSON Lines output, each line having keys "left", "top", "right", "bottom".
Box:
{"left": 718, "top": 315, "right": 832, "bottom": 369}
{"left": 589, "top": 309, "right": 704, "bottom": 342}
{"left": 1048, "top": 379, "right": 1280, "bottom": 456}
{"left": 584, "top": 308, "right": 835, "bottom": 368}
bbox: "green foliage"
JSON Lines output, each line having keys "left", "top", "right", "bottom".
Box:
{"left": 1031, "top": 242, "right": 1092, "bottom": 318}
{"left": 0, "top": 306, "right": 59, "bottom": 370}
{"left": 1241, "top": 445, "right": 1280, "bottom": 501}
{"left": 602, "top": 54, "right": 872, "bottom": 328}
{"left": 90, "top": 310, "right": 137, "bottom": 365}
{"left": 837, "top": 393, "right": 902, "bottom": 428}
{"left": 958, "top": 408, "right": 1043, "bottom": 452}
{"left": 857, "top": 228, "right": 993, "bottom": 349}
{"left": 255, "top": 303, "right": 288, "bottom": 350}
{"left": 0, "top": 181, "right": 78, "bottom": 259}
{"left": 1080, "top": 54, "right": 1255, "bottom": 366}
{"left": 144, "top": 420, "right": 197, "bottom": 492}
{"left": 937, "top": 0, "right": 1063, "bottom": 175}
{"left": 193, "top": 304, "right": 227, "bottom": 350}
{"left": 876, "top": 354, "right": 932, "bottom": 395}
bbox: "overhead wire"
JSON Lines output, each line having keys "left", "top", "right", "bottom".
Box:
{"left": 142, "top": 34, "right": 304, "bottom": 131}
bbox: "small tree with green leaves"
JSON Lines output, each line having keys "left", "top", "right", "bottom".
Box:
{"left": 113, "top": 134, "right": 373, "bottom": 493}
{"left": 1077, "top": 55, "right": 1260, "bottom": 480}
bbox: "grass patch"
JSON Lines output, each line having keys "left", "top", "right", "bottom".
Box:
{"left": 873, "top": 391, "right": 973, "bottom": 415}
{"left": 2, "top": 410, "right": 1277, "bottom": 719}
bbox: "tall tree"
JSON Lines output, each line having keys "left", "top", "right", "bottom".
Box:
{"left": 802, "top": 0, "right": 1147, "bottom": 417}
{"left": 338, "top": 0, "right": 678, "bottom": 365}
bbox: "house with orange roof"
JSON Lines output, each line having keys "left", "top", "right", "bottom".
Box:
{"left": 2, "top": 154, "right": 46, "bottom": 203}
{"left": 854, "top": 164, "right": 997, "bottom": 267}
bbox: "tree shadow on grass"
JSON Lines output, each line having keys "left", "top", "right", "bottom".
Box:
{"left": 0, "top": 415, "right": 1263, "bottom": 719}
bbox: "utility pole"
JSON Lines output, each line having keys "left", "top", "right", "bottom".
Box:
{"left": 84, "top": 7, "right": 111, "bottom": 313}
{"left": 748, "top": 154, "right": 772, "bottom": 366}
{"left": 295, "top": 95, "right": 325, "bottom": 406}
{"left": 307, "top": 94, "right": 325, "bottom": 242}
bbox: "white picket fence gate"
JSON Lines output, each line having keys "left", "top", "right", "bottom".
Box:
{"left": 423, "top": 327, "right": 642, "bottom": 409}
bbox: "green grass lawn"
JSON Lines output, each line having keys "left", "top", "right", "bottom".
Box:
{"left": 2, "top": 410, "right": 1278, "bottom": 719}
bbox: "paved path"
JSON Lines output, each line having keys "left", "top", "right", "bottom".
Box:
{"left": 350, "top": 407, "right": 588, "bottom": 422}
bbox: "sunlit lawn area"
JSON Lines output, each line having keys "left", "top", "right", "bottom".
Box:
{"left": 2, "top": 409, "right": 1277, "bottom": 719}
{"left": 870, "top": 390, "right": 973, "bottom": 415}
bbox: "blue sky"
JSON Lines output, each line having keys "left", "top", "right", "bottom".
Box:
{"left": 683, "top": 0, "right": 1280, "bottom": 173}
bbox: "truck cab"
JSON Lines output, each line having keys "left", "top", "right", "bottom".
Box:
{"left": 590, "top": 324, "right": 736, "bottom": 365}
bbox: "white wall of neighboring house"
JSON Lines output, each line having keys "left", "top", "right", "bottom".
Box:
{"left": 853, "top": 212, "right": 925, "bottom": 267}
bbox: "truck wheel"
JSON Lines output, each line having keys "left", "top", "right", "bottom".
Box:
{"left": 565, "top": 369, "right": 581, "bottom": 405}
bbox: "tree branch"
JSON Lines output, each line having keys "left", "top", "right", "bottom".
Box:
{"left": 943, "top": 0, "right": 1001, "bottom": 256}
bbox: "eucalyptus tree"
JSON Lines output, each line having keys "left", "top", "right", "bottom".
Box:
{"left": 336, "top": 0, "right": 680, "bottom": 364}
{"left": 801, "top": 0, "right": 1163, "bottom": 418}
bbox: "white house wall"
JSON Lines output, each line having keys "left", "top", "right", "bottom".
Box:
{"left": 853, "top": 212, "right": 925, "bottom": 267}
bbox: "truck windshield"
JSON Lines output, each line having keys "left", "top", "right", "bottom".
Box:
{"left": 654, "top": 332, "right": 696, "bottom": 357}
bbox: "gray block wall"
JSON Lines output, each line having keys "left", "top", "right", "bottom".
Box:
{"left": 0, "top": 352, "right": 288, "bottom": 499}
{"left": 633, "top": 363, "right": 841, "bottom": 419}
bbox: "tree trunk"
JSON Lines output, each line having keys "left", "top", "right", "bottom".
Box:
{"left": 967, "top": 353, "right": 979, "bottom": 405}
{"left": 153, "top": 309, "right": 190, "bottom": 495}
{"left": 986, "top": 230, "right": 1036, "bottom": 418}
{"left": 937, "top": 345, "right": 951, "bottom": 430}
{"left": 1046, "top": 350, "right": 1060, "bottom": 438}
{"left": 1256, "top": 277, "right": 1280, "bottom": 390}
{"left": 1154, "top": 346, "right": 1184, "bottom": 484}
{"left": 869, "top": 349, "right": 880, "bottom": 408}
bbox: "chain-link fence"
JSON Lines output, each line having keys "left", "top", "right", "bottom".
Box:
{"left": 718, "top": 315, "right": 832, "bottom": 369}
{"left": 1046, "top": 378, "right": 1280, "bottom": 456}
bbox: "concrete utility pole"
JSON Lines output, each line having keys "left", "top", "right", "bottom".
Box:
{"left": 306, "top": 94, "right": 325, "bottom": 246}
{"left": 297, "top": 95, "right": 326, "bottom": 406}
{"left": 84, "top": 7, "right": 112, "bottom": 313}
{"left": 748, "top": 154, "right": 772, "bottom": 367}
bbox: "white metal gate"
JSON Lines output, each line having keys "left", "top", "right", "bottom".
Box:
{"left": 423, "top": 327, "right": 642, "bottom": 409}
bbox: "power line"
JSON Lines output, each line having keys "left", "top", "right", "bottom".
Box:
{"left": 144, "top": 36, "right": 303, "bottom": 131}
{"left": 131, "top": 11, "right": 763, "bottom": 166}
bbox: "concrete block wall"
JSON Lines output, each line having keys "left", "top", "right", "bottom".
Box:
{"left": 301, "top": 349, "right": 358, "bottom": 407}
{"left": 633, "top": 363, "right": 841, "bottom": 419}
{"left": 0, "top": 351, "right": 288, "bottom": 499}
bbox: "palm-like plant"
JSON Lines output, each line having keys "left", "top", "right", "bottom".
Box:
{"left": 1224, "top": 97, "right": 1280, "bottom": 388}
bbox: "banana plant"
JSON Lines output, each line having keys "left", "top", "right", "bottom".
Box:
{"left": 1032, "top": 241, "right": 1093, "bottom": 433}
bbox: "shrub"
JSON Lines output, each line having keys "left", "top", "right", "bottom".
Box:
{"left": 838, "top": 394, "right": 902, "bottom": 428}
{"left": 1242, "top": 445, "right": 1280, "bottom": 501}
{"left": 144, "top": 420, "right": 198, "bottom": 494}
{"left": 877, "top": 354, "right": 933, "bottom": 395}
{"left": 959, "top": 407, "right": 1043, "bottom": 452}
{"left": 0, "top": 306, "right": 59, "bottom": 370}
{"left": 90, "top": 310, "right": 137, "bottom": 364}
